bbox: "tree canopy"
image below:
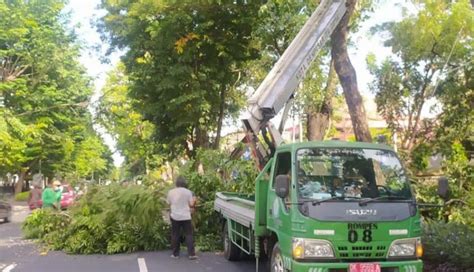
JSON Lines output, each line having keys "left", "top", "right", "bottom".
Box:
{"left": 368, "top": 0, "right": 473, "bottom": 155}
{"left": 368, "top": 0, "right": 473, "bottom": 228}
{"left": 98, "top": 1, "right": 264, "bottom": 158}
{"left": 97, "top": 63, "right": 157, "bottom": 178}
{"left": 0, "top": 0, "right": 113, "bottom": 190}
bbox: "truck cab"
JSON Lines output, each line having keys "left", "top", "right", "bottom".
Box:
{"left": 215, "top": 1, "right": 425, "bottom": 270}
{"left": 215, "top": 141, "right": 423, "bottom": 272}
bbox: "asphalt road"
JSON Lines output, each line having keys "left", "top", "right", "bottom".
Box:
{"left": 0, "top": 205, "right": 261, "bottom": 272}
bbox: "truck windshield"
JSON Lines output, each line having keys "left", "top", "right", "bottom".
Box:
{"left": 296, "top": 148, "right": 412, "bottom": 201}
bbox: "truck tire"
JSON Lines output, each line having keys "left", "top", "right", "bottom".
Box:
{"left": 270, "top": 242, "right": 285, "bottom": 272}
{"left": 223, "top": 222, "right": 241, "bottom": 261}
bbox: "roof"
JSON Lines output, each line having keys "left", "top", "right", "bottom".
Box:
{"left": 276, "top": 140, "right": 395, "bottom": 152}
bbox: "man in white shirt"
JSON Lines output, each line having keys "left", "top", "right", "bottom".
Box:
{"left": 166, "top": 176, "right": 197, "bottom": 259}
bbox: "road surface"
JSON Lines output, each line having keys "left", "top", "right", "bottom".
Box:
{"left": 0, "top": 203, "right": 261, "bottom": 272}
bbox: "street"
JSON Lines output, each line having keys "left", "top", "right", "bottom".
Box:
{"left": 0, "top": 204, "right": 258, "bottom": 272}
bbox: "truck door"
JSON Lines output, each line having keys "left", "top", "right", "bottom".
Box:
{"left": 268, "top": 151, "right": 293, "bottom": 246}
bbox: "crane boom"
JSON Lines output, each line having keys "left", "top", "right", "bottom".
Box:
{"left": 239, "top": 0, "right": 347, "bottom": 168}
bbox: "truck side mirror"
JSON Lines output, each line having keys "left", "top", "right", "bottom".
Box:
{"left": 275, "top": 175, "right": 290, "bottom": 199}
{"left": 437, "top": 177, "right": 449, "bottom": 200}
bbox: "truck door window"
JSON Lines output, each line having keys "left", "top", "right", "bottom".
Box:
{"left": 272, "top": 152, "right": 291, "bottom": 188}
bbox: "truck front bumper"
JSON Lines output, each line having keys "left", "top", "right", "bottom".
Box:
{"left": 291, "top": 259, "right": 422, "bottom": 272}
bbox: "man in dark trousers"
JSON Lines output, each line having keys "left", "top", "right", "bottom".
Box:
{"left": 166, "top": 176, "right": 197, "bottom": 260}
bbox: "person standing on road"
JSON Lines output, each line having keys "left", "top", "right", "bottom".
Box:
{"left": 166, "top": 176, "right": 198, "bottom": 260}
{"left": 42, "top": 180, "right": 62, "bottom": 209}
{"left": 28, "top": 183, "right": 43, "bottom": 210}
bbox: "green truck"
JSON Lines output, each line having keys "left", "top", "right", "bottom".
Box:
{"left": 215, "top": 141, "right": 437, "bottom": 272}
{"left": 214, "top": 1, "right": 446, "bottom": 271}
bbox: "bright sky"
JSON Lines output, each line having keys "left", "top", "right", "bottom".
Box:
{"left": 64, "top": 0, "right": 407, "bottom": 167}
{"left": 64, "top": 0, "right": 124, "bottom": 166}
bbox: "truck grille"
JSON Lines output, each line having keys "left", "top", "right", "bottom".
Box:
{"left": 337, "top": 245, "right": 387, "bottom": 259}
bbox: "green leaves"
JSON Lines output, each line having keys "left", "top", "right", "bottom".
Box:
{"left": 97, "top": 63, "right": 157, "bottom": 178}
{"left": 22, "top": 184, "right": 170, "bottom": 254}
{"left": 369, "top": 0, "right": 473, "bottom": 153}
{"left": 0, "top": 0, "right": 113, "bottom": 181}
{"left": 177, "top": 148, "right": 258, "bottom": 251}
{"left": 74, "top": 136, "right": 108, "bottom": 178}
{"left": 370, "top": 1, "right": 473, "bottom": 240}
{"left": 98, "top": 1, "right": 263, "bottom": 156}
{"left": 422, "top": 220, "right": 474, "bottom": 269}
{"left": 22, "top": 209, "right": 71, "bottom": 240}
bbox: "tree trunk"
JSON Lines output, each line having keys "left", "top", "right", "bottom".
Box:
{"left": 213, "top": 86, "right": 226, "bottom": 149}
{"left": 307, "top": 60, "right": 337, "bottom": 141}
{"left": 194, "top": 126, "right": 210, "bottom": 151}
{"left": 307, "top": 112, "right": 328, "bottom": 140}
{"left": 14, "top": 168, "right": 27, "bottom": 195}
{"left": 331, "top": 0, "right": 372, "bottom": 142}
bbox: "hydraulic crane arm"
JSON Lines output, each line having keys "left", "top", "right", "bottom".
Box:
{"left": 239, "top": 0, "right": 347, "bottom": 168}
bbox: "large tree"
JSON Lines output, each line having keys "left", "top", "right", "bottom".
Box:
{"left": 98, "top": 1, "right": 262, "bottom": 158}
{"left": 368, "top": 0, "right": 473, "bottom": 153}
{"left": 0, "top": 0, "right": 112, "bottom": 192}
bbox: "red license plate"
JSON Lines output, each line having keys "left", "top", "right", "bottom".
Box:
{"left": 349, "top": 263, "right": 381, "bottom": 272}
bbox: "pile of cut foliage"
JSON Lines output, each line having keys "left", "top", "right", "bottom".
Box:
{"left": 23, "top": 184, "right": 169, "bottom": 254}
{"left": 22, "top": 150, "right": 258, "bottom": 254}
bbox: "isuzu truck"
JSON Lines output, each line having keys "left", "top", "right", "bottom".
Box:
{"left": 213, "top": 1, "right": 446, "bottom": 271}
{"left": 216, "top": 141, "right": 429, "bottom": 272}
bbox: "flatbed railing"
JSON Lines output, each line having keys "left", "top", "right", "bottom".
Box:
{"left": 215, "top": 192, "right": 255, "bottom": 207}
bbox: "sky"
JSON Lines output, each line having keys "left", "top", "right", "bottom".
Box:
{"left": 64, "top": 0, "right": 408, "bottom": 167}
{"left": 64, "top": 0, "right": 124, "bottom": 166}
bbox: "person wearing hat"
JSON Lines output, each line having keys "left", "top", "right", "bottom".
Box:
{"left": 42, "top": 180, "right": 62, "bottom": 209}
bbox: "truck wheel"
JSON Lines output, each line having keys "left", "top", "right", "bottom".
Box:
{"left": 270, "top": 242, "right": 285, "bottom": 272}
{"left": 223, "top": 222, "right": 241, "bottom": 261}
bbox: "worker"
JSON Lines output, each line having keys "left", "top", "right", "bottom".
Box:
{"left": 166, "top": 176, "right": 198, "bottom": 260}
{"left": 28, "top": 182, "right": 43, "bottom": 210}
{"left": 42, "top": 180, "right": 62, "bottom": 209}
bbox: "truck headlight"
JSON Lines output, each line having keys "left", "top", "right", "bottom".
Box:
{"left": 388, "top": 238, "right": 422, "bottom": 258}
{"left": 292, "top": 238, "right": 335, "bottom": 259}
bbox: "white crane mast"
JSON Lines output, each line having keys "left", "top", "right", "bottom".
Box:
{"left": 239, "top": 0, "right": 347, "bottom": 167}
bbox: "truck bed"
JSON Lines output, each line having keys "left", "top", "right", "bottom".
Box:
{"left": 214, "top": 192, "right": 256, "bottom": 228}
